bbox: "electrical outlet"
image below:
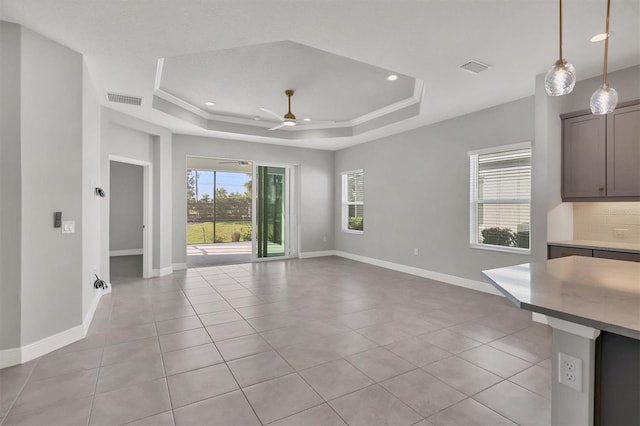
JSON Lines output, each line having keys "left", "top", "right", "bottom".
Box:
{"left": 613, "top": 228, "right": 628, "bottom": 239}
{"left": 413, "top": 248, "right": 419, "bottom": 256}
{"left": 558, "top": 352, "right": 582, "bottom": 392}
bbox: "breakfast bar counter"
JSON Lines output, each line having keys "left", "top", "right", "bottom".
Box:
{"left": 482, "top": 256, "right": 640, "bottom": 426}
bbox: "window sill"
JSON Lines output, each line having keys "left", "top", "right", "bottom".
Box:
{"left": 342, "top": 229, "right": 364, "bottom": 235}
{"left": 470, "top": 243, "right": 530, "bottom": 255}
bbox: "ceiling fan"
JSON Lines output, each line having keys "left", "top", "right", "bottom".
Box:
{"left": 259, "top": 90, "right": 334, "bottom": 131}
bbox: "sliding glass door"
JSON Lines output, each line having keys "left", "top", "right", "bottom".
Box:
{"left": 254, "top": 165, "right": 295, "bottom": 259}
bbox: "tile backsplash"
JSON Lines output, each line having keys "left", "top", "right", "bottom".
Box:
{"left": 573, "top": 202, "right": 640, "bottom": 243}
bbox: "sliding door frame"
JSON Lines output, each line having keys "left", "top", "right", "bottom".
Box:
{"left": 251, "top": 162, "right": 299, "bottom": 262}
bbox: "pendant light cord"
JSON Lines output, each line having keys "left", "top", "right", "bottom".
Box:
{"left": 559, "top": 0, "right": 563, "bottom": 60}
{"left": 602, "top": 0, "right": 611, "bottom": 85}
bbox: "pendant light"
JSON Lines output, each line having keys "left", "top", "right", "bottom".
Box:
{"left": 545, "top": 0, "right": 576, "bottom": 96}
{"left": 590, "top": 0, "right": 618, "bottom": 114}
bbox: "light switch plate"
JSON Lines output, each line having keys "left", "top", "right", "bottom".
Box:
{"left": 61, "top": 220, "right": 75, "bottom": 234}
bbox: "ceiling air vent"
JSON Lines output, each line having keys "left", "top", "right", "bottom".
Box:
{"left": 106, "top": 92, "right": 142, "bottom": 106}
{"left": 459, "top": 60, "right": 491, "bottom": 74}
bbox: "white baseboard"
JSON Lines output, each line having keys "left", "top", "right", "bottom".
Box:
{"left": 109, "top": 248, "right": 143, "bottom": 256}
{"left": 21, "top": 325, "right": 85, "bottom": 364}
{"left": 172, "top": 263, "right": 187, "bottom": 271}
{"left": 152, "top": 265, "right": 173, "bottom": 277}
{"left": 0, "top": 326, "right": 86, "bottom": 369}
{"left": 83, "top": 286, "right": 111, "bottom": 334}
{"left": 0, "top": 284, "right": 110, "bottom": 369}
{"left": 334, "top": 250, "right": 501, "bottom": 296}
{"left": 299, "top": 250, "right": 337, "bottom": 259}
{"left": 0, "top": 347, "right": 21, "bottom": 369}
{"left": 305, "top": 250, "right": 502, "bottom": 297}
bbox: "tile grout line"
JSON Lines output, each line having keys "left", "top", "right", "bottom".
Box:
{"left": 86, "top": 345, "right": 106, "bottom": 426}
{"left": 72, "top": 284, "right": 114, "bottom": 426}
{"left": 3, "top": 258, "right": 552, "bottom": 426}
{"left": 151, "top": 315, "right": 175, "bottom": 426}
{"left": 0, "top": 357, "right": 43, "bottom": 426}
{"left": 180, "top": 268, "right": 265, "bottom": 425}
{"left": 217, "top": 268, "right": 268, "bottom": 426}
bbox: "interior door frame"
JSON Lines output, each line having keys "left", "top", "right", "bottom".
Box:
{"left": 109, "top": 155, "right": 153, "bottom": 278}
{"left": 251, "top": 162, "right": 299, "bottom": 262}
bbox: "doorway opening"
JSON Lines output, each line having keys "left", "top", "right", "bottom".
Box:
{"left": 186, "top": 157, "right": 253, "bottom": 267}
{"left": 109, "top": 158, "right": 152, "bottom": 282}
{"left": 186, "top": 157, "right": 299, "bottom": 268}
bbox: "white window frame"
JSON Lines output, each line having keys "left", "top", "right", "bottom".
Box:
{"left": 468, "top": 142, "right": 532, "bottom": 255}
{"left": 341, "top": 169, "right": 364, "bottom": 234}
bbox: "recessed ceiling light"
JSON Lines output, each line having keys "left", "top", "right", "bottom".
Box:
{"left": 590, "top": 32, "right": 611, "bottom": 42}
{"left": 386, "top": 74, "right": 399, "bottom": 81}
{"left": 303, "top": 118, "right": 311, "bottom": 122}
{"left": 204, "top": 101, "right": 215, "bottom": 106}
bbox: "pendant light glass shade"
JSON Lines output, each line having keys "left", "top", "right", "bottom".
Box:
{"left": 545, "top": 0, "right": 575, "bottom": 96}
{"left": 591, "top": 0, "right": 617, "bottom": 115}
{"left": 590, "top": 83, "right": 618, "bottom": 114}
{"left": 545, "top": 59, "right": 576, "bottom": 96}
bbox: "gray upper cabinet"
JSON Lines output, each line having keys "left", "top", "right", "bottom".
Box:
{"left": 607, "top": 103, "right": 640, "bottom": 197}
{"left": 562, "top": 114, "right": 607, "bottom": 199}
{"left": 562, "top": 101, "right": 640, "bottom": 201}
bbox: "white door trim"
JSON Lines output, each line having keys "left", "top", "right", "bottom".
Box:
{"left": 109, "top": 155, "right": 153, "bottom": 278}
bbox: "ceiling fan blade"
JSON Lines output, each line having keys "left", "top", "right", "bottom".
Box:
{"left": 268, "top": 123, "right": 286, "bottom": 131}
{"left": 259, "top": 107, "right": 284, "bottom": 122}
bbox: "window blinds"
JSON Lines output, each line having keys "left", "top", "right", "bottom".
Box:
{"left": 342, "top": 170, "right": 364, "bottom": 232}
{"left": 470, "top": 147, "right": 531, "bottom": 249}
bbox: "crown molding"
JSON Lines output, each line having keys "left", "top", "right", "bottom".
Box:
{"left": 153, "top": 58, "right": 422, "bottom": 137}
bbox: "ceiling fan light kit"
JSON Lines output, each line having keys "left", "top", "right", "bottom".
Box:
{"left": 590, "top": 0, "right": 618, "bottom": 115}
{"left": 545, "top": 0, "right": 576, "bottom": 96}
{"left": 260, "top": 89, "right": 334, "bottom": 131}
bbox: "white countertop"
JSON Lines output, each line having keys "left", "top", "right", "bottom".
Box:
{"left": 482, "top": 256, "right": 640, "bottom": 340}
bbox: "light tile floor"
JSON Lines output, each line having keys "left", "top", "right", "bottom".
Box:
{"left": 0, "top": 257, "right": 552, "bottom": 425}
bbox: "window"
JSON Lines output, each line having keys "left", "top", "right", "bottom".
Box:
{"left": 342, "top": 169, "right": 364, "bottom": 233}
{"left": 469, "top": 143, "right": 531, "bottom": 253}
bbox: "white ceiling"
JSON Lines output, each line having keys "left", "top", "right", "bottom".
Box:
{"left": 159, "top": 41, "right": 415, "bottom": 122}
{"left": 2, "top": 0, "right": 639, "bottom": 150}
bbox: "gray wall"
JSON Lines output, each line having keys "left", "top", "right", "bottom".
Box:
{"left": 172, "top": 135, "right": 335, "bottom": 265}
{"left": 109, "top": 161, "right": 144, "bottom": 252}
{"left": 100, "top": 108, "right": 173, "bottom": 280}
{"left": 19, "top": 27, "right": 83, "bottom": 345}
{"left": 334, "top": 97, "right": 536, "bottom": 283}
{"left": 0, "top": 22, "right": 22, "bottom": 350}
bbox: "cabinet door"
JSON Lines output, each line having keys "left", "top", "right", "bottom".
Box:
{"left": 562, "top": 114, "right": 607, "bottom": 199}
{"left": 607, "top": 104, "right": 640, "bottom": 197}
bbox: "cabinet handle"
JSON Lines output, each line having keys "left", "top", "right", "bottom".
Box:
{"left": 599, "top": 187, "right": 604, "bottom": 191}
